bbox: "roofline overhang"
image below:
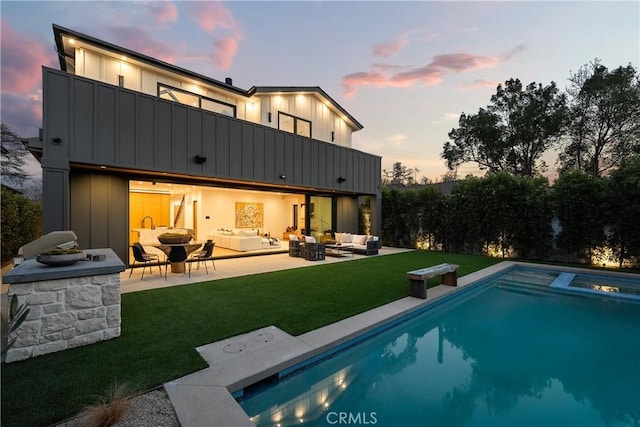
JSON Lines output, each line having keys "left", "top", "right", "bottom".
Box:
{"left": 53, "top": 24, "right": 248, "bottom": 97}
{"left": 52, "top": 24, "right": 363, "bottom": 132}
{"left": 249, "top": 86, "right": 363, "bottom": 131}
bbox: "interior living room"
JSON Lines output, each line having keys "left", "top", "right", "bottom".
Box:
{"left": 129, "top": 180, "right": 339, "bottom": 264}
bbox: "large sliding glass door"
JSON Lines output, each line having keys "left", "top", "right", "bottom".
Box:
{"left": 308, "top": 195, "right": 334, "bottom": 242}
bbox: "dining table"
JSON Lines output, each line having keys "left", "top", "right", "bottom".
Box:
{"left": 153, "top": 243, "right": 202, "bottom": 277}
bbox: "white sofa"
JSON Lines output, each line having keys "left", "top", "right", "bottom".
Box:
{"left": 207, "top": 229, "right": 263, "bottom": 252}
{"left": 334, "top": 232, "right": 380, "bottom": 255}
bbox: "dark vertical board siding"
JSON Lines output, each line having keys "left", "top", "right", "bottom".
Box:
{"left": 285, "top": 134, "right": 295, "bottom": 182}
{"left": 118, "top": 92, "right": 136, "bottom": 166}
{"left": 229, "top": 120, "right": 242, "bottom": 178}
{"left": 97, "top": 85, "right": 116, "bottom": 164}
{"left": 302, "top": 139, "right": 311, "bottom": 186}
{"left": 265, "top": 130, "right": 276, "bottom": 181}
{"left": 70, "top": 174, "right": 91, "bottom": 249}
{"left": 72, "top": 79, "right": 94, "bottom": 161}
{"left": 71, "top": 173, "right": 129, "bottom": 262}
{"left": 310, "top": 141, "right": 319, "bottom": 187}
{"left": 188, "top": 110, "right": 203, "bottom": 175}
{"left": 274, "top": 132, "right": 285, "bottom": 182}
{"left": 203, "top": 114, "right": 216, "bottom": 176}
{"left": 45, "top": 72, "right": 71, "bottom": 163}
{"left": 346, "top": 150, "right": 354, "bottom": 192}
{"left": 216, "top": 117, "right": 230, "bottom": 177}
{"left": 254, "top": 126, "right": 265, "bottom": 182}
{"left": 241, "top": 122, "right": 254, "bottom": 179}
{"left": 90, "top": 175, "right": 110, "bottom": 247}
{"left": 172, "top": 104, "right": 188, "bottom": 172}
{"left": 137, "top": 96, "right": 155, "bottom": 169}
{"left": 109, "top": 176, "right": 130, "bottom": 263}
{"left": 357, "top": 153, "right": 365, "bottom": 193}
{"left": 333, "top": 147, "right": 341, "bottom": 191}
{"left": 45, "top": 68, "right": 381, "bottom": 195}
{"left": 156, "top": 102, "right": 172, "bottom": 170}
{"left": 318, "top": 143, "right": 327, "bottom": 188}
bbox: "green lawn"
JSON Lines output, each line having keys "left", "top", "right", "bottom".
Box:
{"left": 1, "top": 251, "right": 501, "bottom": 427}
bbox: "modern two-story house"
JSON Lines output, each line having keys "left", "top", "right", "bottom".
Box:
{"left": 29, "top": 24, "right": 381, "bottom": 264}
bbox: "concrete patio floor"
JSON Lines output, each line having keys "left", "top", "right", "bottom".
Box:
{"left": 120, "top": 246, "right": 413, "bottom": 294}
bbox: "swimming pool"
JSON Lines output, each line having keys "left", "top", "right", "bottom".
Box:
{"left": 238, "top": 268, "right": 640, "bottom": 426}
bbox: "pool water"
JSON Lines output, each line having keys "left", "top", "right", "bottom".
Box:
{"left": 239, "top": 269, "right": 640, "bottom": 426}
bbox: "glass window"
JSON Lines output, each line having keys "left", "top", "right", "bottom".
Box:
{"left": 202, "top": 98, "right": 235, "bottom": 117}
{"left": 309, "top": 196, "right": 333, "bottom": 242}
{"left": 278, "top": 112, "right": 311, "bottom": 138}
{"left": 158, "top": 84, "right": 236, "bottom": 117}
{"left": 279, "top": 113, "right": 294, "bottom": 134}
{"left": 296, "top": 119, "right": 311, "bottom": 138}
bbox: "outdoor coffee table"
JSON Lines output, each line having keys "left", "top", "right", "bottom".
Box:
{"left": 325, "top": 243, "right": 354, "bottom": 257}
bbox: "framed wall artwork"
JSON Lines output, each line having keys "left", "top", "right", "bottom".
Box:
{"left": 235, "top": 202, "right": 264, "bottom": 228}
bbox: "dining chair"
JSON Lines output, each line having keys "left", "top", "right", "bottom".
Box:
{"left": 188, "top": 240, "right": 216, "bottom": 277}
{"left": 129, "top": 243, "right": 162, "bottom": 280}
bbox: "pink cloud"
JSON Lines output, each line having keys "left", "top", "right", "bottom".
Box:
{"left": 150, "top": 0, "right": 178, "bottom": 24}
{"left": 390, "top": 65, "right": 444, "bottom": 86}
{"left": 341, "top": 71, "right": 413, "bottom": 97}
{"left": 1, "top": 92, "right": 42, "bottom": 137}
{"left": 106, "top": 26, "right": 181, "bottom": 64}
{"left": 0, "top": 20, "right": 55, "bottom": 96}
{"left": 342, "top": 46, "right": 522, "bottom": 97}
{"left": 211, "top": 36, "right": 238, "bottom": 70}
{"left": 191, "top": 1, "right": 237, "bottom": 32}
{"left": 373, "top": 35, "right": 409, "bottom": 58}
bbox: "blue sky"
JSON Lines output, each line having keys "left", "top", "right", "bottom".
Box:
{"left": 1, "top": 1, "right": 638, "bottom": 181}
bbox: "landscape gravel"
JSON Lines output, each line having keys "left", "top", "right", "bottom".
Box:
{"left": 56, "top": 388, "right": 179, "bottom": 427}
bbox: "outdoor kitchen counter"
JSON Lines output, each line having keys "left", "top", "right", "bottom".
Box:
{"left": 3, "top": 248, "right": 125, "bottom": 284}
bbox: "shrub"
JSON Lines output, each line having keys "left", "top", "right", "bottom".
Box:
{"left": 1, "top": 186, "right": 42, "bottom": 264}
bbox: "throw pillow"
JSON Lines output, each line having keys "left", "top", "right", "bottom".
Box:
{"left": 353, "top": 235, "right": 367, "bottom": 245}
{"left": 341, "top": 233, "right": 353, "bottom": 243}
{"left": 305, "top": 236, "right": 316, "bottom": 243}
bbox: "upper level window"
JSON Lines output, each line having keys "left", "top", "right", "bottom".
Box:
{"left": 158, "top": 84, "right": 236, "bottom": 117}
{"left": 278, "top": 112, "right": 311, "bottom": 138}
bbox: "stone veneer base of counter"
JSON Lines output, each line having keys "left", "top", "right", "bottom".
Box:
{"left": 3, "top": 248, "right": 125, "bottom": 363}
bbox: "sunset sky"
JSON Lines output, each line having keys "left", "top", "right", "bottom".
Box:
{"left": 1, "top": 1, "right": 638, "bottom": 181}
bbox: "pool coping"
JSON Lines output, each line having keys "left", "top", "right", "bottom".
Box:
{"left": 163, "top": 261, "right": 640, "bottom": 427}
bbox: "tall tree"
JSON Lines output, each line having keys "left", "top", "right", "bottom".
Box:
{"left": 442, "top": 79, "right": 568, "bottom": 177}
{"left": 383, "top": 161, "right": 418, "bottom": 185}
{"left": 1, "top": 123, "right": 28, "bottom": 182}
{"left": 559, "top": 60, "right": 640, "bottom": 177}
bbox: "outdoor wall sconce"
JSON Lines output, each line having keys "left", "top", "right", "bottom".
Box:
{"left": 52, "top": 137, "right": 62, "bottom": 144}
{"left": 337, "top": 176, "right": 346, "bottom": 183}
{"left": 280, "top": 173, "right": 287, "bottom": 180}
{"left": 331, "top": 131, "right": 335, "bottom": 142}
{"left": 268, "top": 112, "right": 272, "bottom": 122}
{"left": 194, "top": 154, "right": 207, "bottom": 163}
